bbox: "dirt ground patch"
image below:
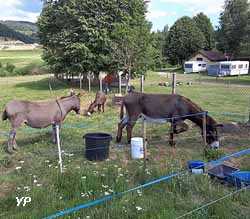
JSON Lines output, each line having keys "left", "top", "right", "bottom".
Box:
{"left": 0, "top": 182, "right": 15, "bottom": 199}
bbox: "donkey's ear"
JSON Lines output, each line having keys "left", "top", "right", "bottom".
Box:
{"left": 70, "top": 89, "right": 76, "bottom": 96}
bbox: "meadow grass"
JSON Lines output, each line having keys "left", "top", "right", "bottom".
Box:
{"left": 0, "top": 72, "right": 250, "bottom": 219}
{"left": 0, "top": 50, "right": 42, "bottom": 67}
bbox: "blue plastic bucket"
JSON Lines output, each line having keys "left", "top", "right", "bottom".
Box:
{"left": 227, "top": 172, "right": 250, "bottom": 189}
{"left": 188, "top": 160, "right": 205, "bottom": 174}
{"left": 188, "top": 160, "right": 205, "bottom": 169}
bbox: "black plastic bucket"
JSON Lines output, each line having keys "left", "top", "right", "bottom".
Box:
{"left": 83, "top": 133, "right": 112, "bottom": 161}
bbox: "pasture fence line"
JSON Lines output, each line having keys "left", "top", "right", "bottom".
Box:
{"left": 1, "top": 110, "right": 248, "bottom": 138}
{"left": 42, "top": 149, "right": 250, "bottom": 219}
{"left": 0, "top": 111, "right": 208, "bottom": 137}
{"left": 175, "top": 184, "right": 250, "bottom": 219}
{"left": 1, "top": 110, "right": 249, "bottom": 138}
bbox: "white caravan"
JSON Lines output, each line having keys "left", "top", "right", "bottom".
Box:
{"left": 218, "top": 61, "right": 249, "bottom": 76}
{"left": 184, "top": 61, "right": 207, "bottom": 73}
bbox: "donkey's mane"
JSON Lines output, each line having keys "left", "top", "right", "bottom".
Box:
{"left": 182, "top": 96, "right": 202, "bottom": 110}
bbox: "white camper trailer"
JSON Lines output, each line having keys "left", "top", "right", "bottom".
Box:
{"left": 184, "top": 61, "right": 207, "bottom": 73}
{"left": 208, "top": 61, "right": 249, "bottom": 77}
{"left": 219, "top": 61, "right": 249, "bottom": 76}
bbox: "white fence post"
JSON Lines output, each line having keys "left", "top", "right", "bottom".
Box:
{"left": 56, "top": 125, "right": 63, "bottom": 173}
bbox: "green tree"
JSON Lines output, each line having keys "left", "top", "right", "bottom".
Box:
{"left": 165, "top": 16, "right": 206, "bottom": 65}
{"left": 193, "top": 12, "right": 215, "bottom": 50}
{"left": 217, "top": 0, "right": 250, "bottom": 56}
{"left": 38, "top": 0, "right": 151, "bottom": 76}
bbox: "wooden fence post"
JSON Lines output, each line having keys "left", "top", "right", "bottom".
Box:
{"left": 170, "top": 73, "right": 176, "bottom": 146}
{"left": 142, "top": 116, "right": 147, "bottom": 163}
{"left": 203, "top": 114, "right": 207, "bottom": 147}
{"left": 248, "top": 97, "right": 250, "bottom": 122}
{"left": 79, "top": 73, "right": 82, "bottom": 90}
{"left": 172, "top": 73, "right": 176, "bottom": 94}
{"left": 141, "top": 75, "right": 144, "bottom": 93}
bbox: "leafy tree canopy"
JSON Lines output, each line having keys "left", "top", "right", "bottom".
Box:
{"left": 38, "top": 0, "right": 152, "bottom": 75}
{"left": 193, "top": 12, "right": 215, "bottom": 50}
{"left": 217, "top": 0, "right": 250, "bottom": 56}
{"left": 165, "top": 16, "right": 206, "bottom": 65}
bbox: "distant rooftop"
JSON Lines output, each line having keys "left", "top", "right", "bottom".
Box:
{"left": 197, "top": 50, "right": 227, "bottom": 62}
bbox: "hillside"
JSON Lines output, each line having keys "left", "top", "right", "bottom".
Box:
{"left": 0, "top": 20, "right": 38, "bottom": 42}
{"left": 0, "top": 22, "right": 35, "bottom": 44}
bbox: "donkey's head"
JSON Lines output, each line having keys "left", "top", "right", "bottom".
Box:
{"left": 70, "top": 93, "right": 81, "bottom": 115}
{"left": 87, "top": 102, "right": 96, "bottom": 116}
{"left": 205, "top": 119, "right": 223, "bottom": 148}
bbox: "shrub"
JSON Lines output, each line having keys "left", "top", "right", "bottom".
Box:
{"left": 204, "top": 148, "right": 225, "bottom": 161}
{"left": 0, "top": 61, "right": 2, "bottom": 68}
{"left": 0, "top": 69, "right": 9, "bottom": 77}
{"left": 5, "top": 63, "right": 16, "bottom": 73}
{"left": 14, "top": 62, "right": 50, "bottom": 76}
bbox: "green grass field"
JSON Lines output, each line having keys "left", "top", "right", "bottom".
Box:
{"left": 0, "top": 50, "right": 42, "bottom": 67}
{"left": 0, "top": 71, "right": 250, "bottom": 219}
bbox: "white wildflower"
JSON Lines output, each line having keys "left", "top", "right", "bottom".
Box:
{"left": 15, "top": 166, "right": 22, "bottom": 170}
{"left": 33, "top": 180, "right": 38, "bottom": 183}
{"left": 19, "top": 160, "right": 24, "bottom": 164}
{"left": 136, "top": 206, "right": 143, "bottom": 211}
{"left": 37, "top": 184, "right": 42, "bottom": 187}
{"left": 104, "top": 192, "right": 110, "bottom": 196}
{"left": 81, "top": 176, "right": 87, "bottom": 179}
{"left": 102, "top": 185, "right": 109, "bottom": 188}
{"left": 45, "top": 160, "right": 50, "bottom": 163}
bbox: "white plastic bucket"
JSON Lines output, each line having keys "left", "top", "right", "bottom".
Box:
{"left": 131, "top": 137, "right": 144, "bottom": 159}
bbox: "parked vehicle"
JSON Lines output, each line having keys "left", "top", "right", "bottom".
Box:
{"left": 184, "top": 61, "right": 207, "bottom": 73}
{"left": 208, "top": 61, "right": 249, "bottom": 77}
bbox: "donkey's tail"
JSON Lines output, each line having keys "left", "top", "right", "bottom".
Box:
{"left": 120, "top": 101, "right": 125, "bottom": 120}
{"left": 2, "top": 109, "right": 8, "bottom": 121}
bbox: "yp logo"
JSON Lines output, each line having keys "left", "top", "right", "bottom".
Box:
{"left": 16, "top": 197, "right": 32, "bottom": 207}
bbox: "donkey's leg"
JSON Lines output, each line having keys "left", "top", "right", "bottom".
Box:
{"left": 98, "top": 105, "right": 101, "bottom": 113}
{"left": 13, "top": 137, "right": 18, "bottom": 150}
{"left": 8, "top": 116, "right": 23, "bottom": 153}
{"left": 7, "top": 129, "right": 16, "bottom": 154}
{"left": 126, "top": 116, "right": 138, "bottom": 144}
{"left": 116, "top": 117, "right": 128, "bottom": 143}
{"left": 174, "top": 120, "right": 189, "bottom": 134}
{"left": 52, "top": 124, "right": 57, "bottom": 144}
{"left": 102, "top": 103, "right": 105, "bottom": 113}
{"left": 169, "top": 120, "right": 175, "bottom": 146}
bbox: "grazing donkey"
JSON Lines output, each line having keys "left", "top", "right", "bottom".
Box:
{"left": 116, "top": 92, "right": 222, "bottom": 147}
{"left": 2, "top": 92, "right": 81, "bottom": 154}
{"left": 87, "top": 91, "right": 107, "bottom": 116}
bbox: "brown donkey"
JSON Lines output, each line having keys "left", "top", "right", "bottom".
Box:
{"left": 2, "top": 93, "right": 81, "bottom": 154}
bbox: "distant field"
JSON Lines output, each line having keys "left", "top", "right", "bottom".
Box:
{"left": 0, "top": 49, "right": 43, "bottom": 67}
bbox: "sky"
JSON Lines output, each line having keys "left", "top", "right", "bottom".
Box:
{"left": 0, "top": 0, "right": 225, "bottom": 31}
